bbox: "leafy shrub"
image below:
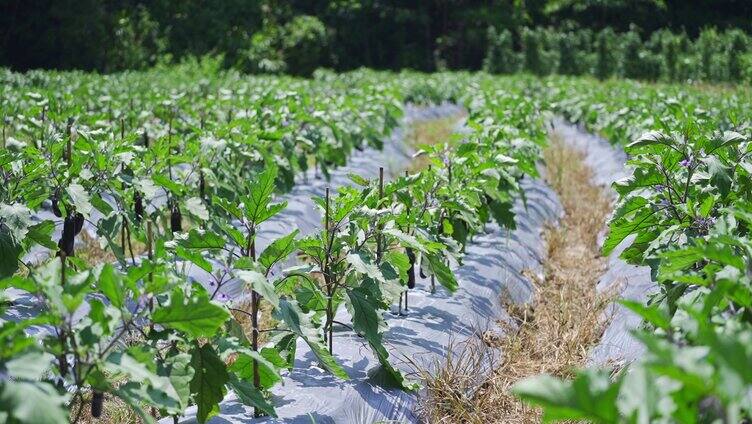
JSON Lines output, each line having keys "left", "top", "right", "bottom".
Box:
{"left": 726, "top": 29, "right": 749, "bottom": 81}
{"left": 483, "top": 26, "right": 518, "bottom": 74}
{"left": 557, "top": 28, "right": 591, "bottom": 76}
{"left": 281, "top": 15, "right": 329, "bottom": 77}
{"left": 238, "top": 15, "right": 328, "bottom": 77}
{"left": 595, "top": 28, "right": 617, "bottom": 80}
{"left": 522, "top": 27, "right": 545, "bottom": 76}
{"left": 621, "top": 27, "right": 661, "bottom": 81}
{"left": 106, "top": 5, "right": 167, "bottom": 72}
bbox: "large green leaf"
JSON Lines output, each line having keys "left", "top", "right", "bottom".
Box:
{"left": 228, "top": 374, "right": 277, "bottom": 417}
{"left": 236, "top": 270, "right": 279, "bottom": 308}
{"left": 0, "top": 226, "right": 22, "bottom": 279}
{"left": 258, "top": 230, "right": 299, "bottom": 271}
{"left": 0, "top": 380, "right": 69, "bottom": 424}
{"left": 189, "top": 343, "right": 229, "bottom": 423}
{"left": 274, "top": 299, "right": 349, "bottom": 380}
{"left": 426, "top": 254, "right": 458, "bottom": 293}
{"left": 152, "top": 288, "right": 230, "bottom": 338}
{"left": 512, "top": 369, "right": 621, "bottom": 423}
{"left": 347, "top": 287, "right": 416, "bottom": 390}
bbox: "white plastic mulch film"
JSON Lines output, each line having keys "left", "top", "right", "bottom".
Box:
{"left": 170, "top": 109, "right": 562, "bottom": 423}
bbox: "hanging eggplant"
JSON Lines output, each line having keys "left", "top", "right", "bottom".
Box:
{"left": 406, "top": 247, "right": 416, "bottom": 289}
{"left": 199, "top": 170, "right": 206, "bottom": 199}
{"left": 90, "top": 391, "right": 104, "bottom": 418}
{"left": 73, "top": 213, "right": 84, "bottom": 236}
{"left": 51, "top": 190, "right": 62, "bottom": 218}
{"left": 58, "top": 215, "right": 76, "bottom": 257}
{"left": 133, "top": 191, "right": 144, "bottom": 223}
{"left": 170, "top": 202, "right": 182, "bottom": 233}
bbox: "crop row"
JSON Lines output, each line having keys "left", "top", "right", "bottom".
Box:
{"left": 514, "top": 78, "right": 752, "bottom": 422}
{"left": 0, "top": 67, "right": 544, "bottom": 423}
{"left": 2, "top": 67, "right": 751, "bottom": 423}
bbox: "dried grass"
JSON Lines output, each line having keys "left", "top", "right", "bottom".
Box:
{"left": 230, "top": 296, "right": 275, "bottom": 346}
{"left": 406, "top": 115, "right": 464, "bottom": 171}
{"left": 417, "top": 134, "right": 615, "bottom": 423}
{"left": 76, "top": 228, "right": 146, "bottom": 267}
{"left": 69, "top": 391, "right": 146, "bottom": 424}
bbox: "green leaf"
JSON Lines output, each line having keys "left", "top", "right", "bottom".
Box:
{"left": 245, "top": 166, "right": 281, "bottom": 224}
{"left": 152, "top": 174, "right": 185, "bottom": 196}
{"left": 236, "top": 270, "right": 279, "bottom": 308}
{"left": 185, "top": 197, "right": 209, "bottom": 221}
{"left": 383, "top": 228, "right": 425, "bottom": 252}
{"left": 25, "top": 220, "right": 56, "bottom": 250}
{"left": 190, "top": 343, "right": 229, "bottom": 423}
{"left": 97, "top": 263, "right": 125, "bottom": 308}
{"left": 699, "top": 195, "right": 715, "bottom": 218}
{"left": 91, "top": 193, "right": 114, "bottom": 215}
{"left": 162, "top": 353, "right": 194, "bottom": 410}
{"left": 228, "top": 374, "right": 277, "bottom": 417}
{"left": 702, "top": 156, "right": 732, "bottom": 198}
{"left": 0, "top": 380, "right": 68, "bottom": 424}
{"left": 602, "top": 196, "right": 654, "bottom": 256}
{"left": 627, "top": 130, "right": 672, "bottom": 150}
{"left": 512, "top": 369, "right": 621, "bottom": 423}
{"left": 346, "top": 252, "right": 384, "bottom": 283}
{"left": 0, "top": 226, "right": 22, "bottom": 279}
{"left": 0, "top": 203, "right": 33, "bottom": 240}
{"left": 620, "top": 299, "right": 671, "bottom": 330}
{"left": 4, "top": 351, "right": 55, "bottom": 380}
{"left": 347, "top": 287, "right": 416, "bottom": 390}
{"left": 176, "top": 246, "right": 213, "bottom": 273}
{"left": 274, "top": 299, "right": 349, "bottom": 380}
{"left": 152, "top": 288, "right": 230, "bottom": 338}
{"left": 178, "top": 228, "right": 226, "bottom": 249}
{"left": 66, "top": 183, "right": 93, "bottom": 216}
{"left": 258, "top": 230, "right": 299, "bottom": 271}
{"left": 426, "top": 254, "right": 458, "bottom": 293}
{"left": 489, "top": 199, "right": 516, "bottom": 229}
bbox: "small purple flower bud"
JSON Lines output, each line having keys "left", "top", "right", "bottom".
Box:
{"left": 679, "top": 158, "right": 692, "bottom": 168}
{"left": 218, "top": 293, "right": 228, "bottom": 302}
{"left": 655, "top": 184, "right": 665, "bottom": 192}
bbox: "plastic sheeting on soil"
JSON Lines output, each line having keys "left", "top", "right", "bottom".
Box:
{"left": 172, "top": 182, "right": 561, "bottom": 424}
{"left": 166, "top": 118, "right": 562, "bottom": 422}
{"left": 549, "top": 118, "right": 655, "bottom": 366}
{"left": 4, "top": 103, "right": 463, "bottom": 335}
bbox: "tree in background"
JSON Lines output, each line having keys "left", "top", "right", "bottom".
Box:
{"left": 522, "top": 27, "right": 545, "bottom": 76}
{"left": 237, "top": 15, "right": 328, "bottom": 77}
{"left": 483, "top": 26, "right": 518, "bottom": 74}
{"left": 595, "top": 28, "right": 617, "bottom": 80}
{"left": 107, "top": 5, "right": 167, "bottom": 71}
{"left": 0, "top": 0, "right": 751, "bottom": 77}
{"left": 727, "top": 29, "right": 749, "bottom": 81}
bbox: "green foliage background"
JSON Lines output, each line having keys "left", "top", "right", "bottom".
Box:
{"left": 1, "top": 0, "right": 751, "bottom": 78}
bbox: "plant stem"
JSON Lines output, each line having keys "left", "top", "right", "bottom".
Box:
{"left": 324, "top": 187, "right": 334, "bottom": 353}
{"left": 247, "top": 226, "right": 261, "bottom": 418}
{"left": 376, "top": 167, "right": 384, "bottom": 262}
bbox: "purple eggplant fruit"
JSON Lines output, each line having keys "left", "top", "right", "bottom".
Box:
{"left": 170, "top": 203, "right": 182, "bottom": 233}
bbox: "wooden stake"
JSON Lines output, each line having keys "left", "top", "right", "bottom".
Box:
{"left": 376, "top": 167, "right": 384, "bottom": 262}
{"left": 404, "top": 170, "right": 409, "bottom": 312}
{"left": 65, "top": 117, "right": 73, "bottom": 165}
{"left": 429, "top": 164, "right": 436, "bottom": 293}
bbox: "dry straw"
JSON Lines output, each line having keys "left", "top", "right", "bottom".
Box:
{"left": 418, "top": 134, "right": 615, "bottom": 423}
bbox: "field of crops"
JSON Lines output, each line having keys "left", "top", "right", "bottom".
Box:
{"left": 2, "top": 64, "right": 752, "bottom": 423}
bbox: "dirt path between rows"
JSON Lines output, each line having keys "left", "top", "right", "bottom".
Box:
{"left": 419, "top": 133, "right": 615, "bottom": 423}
